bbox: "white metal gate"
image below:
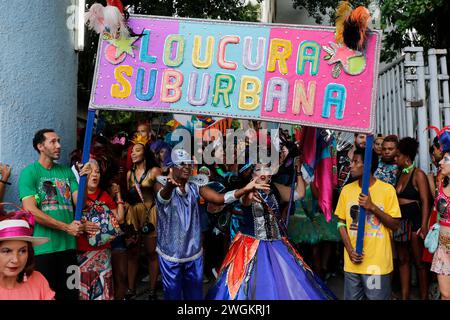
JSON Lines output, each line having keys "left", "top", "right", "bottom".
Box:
{"left": 376, "top": 47, "right": 450, "bottom": 171}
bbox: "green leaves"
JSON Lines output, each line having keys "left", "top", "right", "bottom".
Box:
{"left": 292, "top": 0, "right": 449, "bottom": 62}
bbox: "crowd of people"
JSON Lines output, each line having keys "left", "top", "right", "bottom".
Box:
{"left": 0, "top": 120, "right": 449, "bottom": 301}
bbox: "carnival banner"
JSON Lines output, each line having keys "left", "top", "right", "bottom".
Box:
{"left": 90, "top": 15, "right": 381, "bottom": 133}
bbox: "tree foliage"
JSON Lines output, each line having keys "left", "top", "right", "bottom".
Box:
{"left": 380, "top": 0, "right": 449, "bottom": 61}
{"left": 291, "top": 0, "right": 450, "bottom": 62}
{"left": 78, "top": 0, "right": 261, "bottom": 126}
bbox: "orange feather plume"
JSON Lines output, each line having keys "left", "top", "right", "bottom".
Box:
{"left": 348, "top": 6, "right": 371, "bottom": 50}
{"left": 335, "top": 1, "right": 353, "bottom": 45}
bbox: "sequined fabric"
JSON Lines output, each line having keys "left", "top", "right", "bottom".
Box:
{"left": 155, "top": 182, "right": 202, "bottom": 262}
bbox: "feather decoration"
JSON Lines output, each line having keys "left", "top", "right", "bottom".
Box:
{"left": 335, "top": 1, "right": 353, "bottom": 45}
{"left": 426, "top": 125, "right": 441, "bottom": 137}
{"left": 103, "top": 5, "right": 130, "bottom": 39}
{"left": 343, "top": 6, "right": 371, "bottom": 50}
{"left": 426, "top": 125, "right": 450, "bottom": 137}
{"left": 85, "top": 3, "right": 105, "bottom": 34}
{"left": 106, "top": 0, "right": 124, "bottom": 14}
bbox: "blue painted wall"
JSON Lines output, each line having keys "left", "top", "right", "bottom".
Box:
{"left": 0, "top": 0, "right": 78, "bottom": 203}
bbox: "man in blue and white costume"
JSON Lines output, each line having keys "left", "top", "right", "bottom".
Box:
{"left": 154, "top": 149, "right": 269, "bottom": 300}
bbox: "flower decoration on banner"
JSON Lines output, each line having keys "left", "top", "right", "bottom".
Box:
{"left": 85, "top": 1, "right": 138, "bottom": 65}
{"left": 322, "top": 1, "right": 370, "bottom": 78}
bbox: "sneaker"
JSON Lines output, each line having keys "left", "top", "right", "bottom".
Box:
{"left": 147, "top": 289, "right": 158, "bottom": 301}
{"left": 429, "top": 282, "right": 441, "bottom": 300}
{"left": 141, "top": 275, "right": 150, "bottom": 282}
{"left": 124, "top": 289, "right": 136, "bottom": 300}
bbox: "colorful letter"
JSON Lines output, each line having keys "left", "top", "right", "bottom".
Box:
{"left": 163, "top": 34, "right": 185, "bottom": 67}
{"left": 160, "top": 69, "right": 184, "bottom": 103}
{"left": 135, "top": 68, "right": 157, "bottom": 101}
{"left": 192, "top": 35, "right": 214, "bottom": 69}
{"left": 267, "top": 39, "right": 292, "bottom": 75}
{"left": 297, "top": 41, "right": 320, "bottom": 76}
{"left": 264, "top": 77, "right": 289, "bottom": 113}
{"left": 292, "top": 80, "right": 316, "bottom": 115}
{"left": 212, "top": 73, "right": 235, "bottom": 108}
{"left": 243, "top": 36, "right": 266, "bottom": 71}
{"left": 322, "top": 83, "right": 346, "bottom": 119}
{"left": 238, "top": 76, "right": 261, "bottom": 111}
{"left": 217, "top": 35, "right": 240, "bottom": 70}
{"left": 139, "top": 29, "right": 157, "bottom": 64}
{"left": 187, "top": 72, "right": 211, "bottom": 106}
{"left": 111, "top": 65, "right": 132, "bottom": 99}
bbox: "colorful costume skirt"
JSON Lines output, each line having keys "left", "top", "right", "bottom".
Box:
{"left": 78, "top": 249, "right": 114, "bottom": 300}
{"left": 206, "top": 233, "right": 336, "bottom": 300}
{"left": 431, "top": 228, "right": 450, "bottom": 276}
{"left": 288, "top": 211, "right": 340, "bottom": 245}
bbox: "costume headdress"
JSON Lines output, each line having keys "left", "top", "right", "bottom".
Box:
{"left": 131, "top": 133, "right": 150, "bottom": 146}
{"left": 85, "top": 0, "right": 130, "bottom": 39}
{"left": 0, "top": 204, "right": 48, "bottom": 246}
{"left": 427, "top": 126, "right": 450, "bottom": 153}
{"left": 335, "top": 1, "right": 371, "bottom": 50}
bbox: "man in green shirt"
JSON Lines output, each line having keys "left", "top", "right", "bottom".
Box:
{"left": 19, "top": 129, "right": 83, "bottom": 300}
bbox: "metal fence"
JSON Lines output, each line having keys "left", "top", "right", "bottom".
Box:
{"left": 376, "top": 47, "right": 450, "bottom": 171}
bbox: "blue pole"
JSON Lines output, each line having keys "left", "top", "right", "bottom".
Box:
{"left": 355, "top": 134, "right": 374, "bottom": 255}
{"left": 74, "top": 109, "right": 96, "bottom": 221}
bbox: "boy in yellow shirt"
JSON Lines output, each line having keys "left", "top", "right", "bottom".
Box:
{"left": 335, "top": 148, "right": 401, "bottom": 300}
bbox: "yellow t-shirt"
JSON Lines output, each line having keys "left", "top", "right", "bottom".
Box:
{"left": 335, "top": 179, "right": 401, "bottom": 275}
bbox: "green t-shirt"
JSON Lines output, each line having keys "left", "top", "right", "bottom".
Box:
{"left": 18, "top": 161, "right": 79, "bottom": 255}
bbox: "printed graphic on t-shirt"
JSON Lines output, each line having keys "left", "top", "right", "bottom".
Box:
{"left": 39, "top": 178, "right": 74, "bottom": 212}
{"left": 374, "top": 162, "right": 398, "bottom": 186}
{"left": 348, "top": 204, "right": 384, "bottom": 238}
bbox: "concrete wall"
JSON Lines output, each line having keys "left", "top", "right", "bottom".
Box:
{"left": 0, "top": 0, "right": 78, "bottom": 203}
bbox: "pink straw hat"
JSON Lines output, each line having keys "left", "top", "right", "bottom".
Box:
{"left": 0, "top": 204, "right": 49, "bottom": 246}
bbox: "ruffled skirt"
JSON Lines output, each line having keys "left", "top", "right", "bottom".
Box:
{"left": 206, "top": 233, "right": 336, "bottom": 300}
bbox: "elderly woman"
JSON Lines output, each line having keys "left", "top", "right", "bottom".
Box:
{"left": 0, "top": 206, "right": 54, "bottom": 300}
{"left": 77, "top": 160, "right": 125, "bottom": 300}
{"left": 207, "top": 163, "right": 335, "bottom": 300}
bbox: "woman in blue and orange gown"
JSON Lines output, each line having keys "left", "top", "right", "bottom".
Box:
{"left": 207, "top": 164, "right": 336, "bottom": 300}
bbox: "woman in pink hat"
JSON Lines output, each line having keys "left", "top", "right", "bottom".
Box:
{"left": 0, "top": 207, "right": 54, "bottom": 300}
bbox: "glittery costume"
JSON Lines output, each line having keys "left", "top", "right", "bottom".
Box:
{"left": 126, "top": 170, "right": 157, "bottom": 237}
{"left": 155, "top": 178, "right": 204, "bottom": 300}
{"left": 207, "top": 189, "right": 336, "bottom": 300}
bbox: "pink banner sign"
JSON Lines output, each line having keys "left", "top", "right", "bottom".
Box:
{"left": 90, "top": 15, "right": 381, "bottom": 133}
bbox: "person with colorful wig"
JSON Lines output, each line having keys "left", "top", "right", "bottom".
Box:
{"left": 155, "top": 149, "right": 270, "bottom": 300}
{"left": 430, "top": 128, "right": 450, "bottom": 299}
{"left": 0, "top": 205, "right": 54, "bottom": 300}
{"left": 207, "top": 163, "right": 336, "bottom": 300}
